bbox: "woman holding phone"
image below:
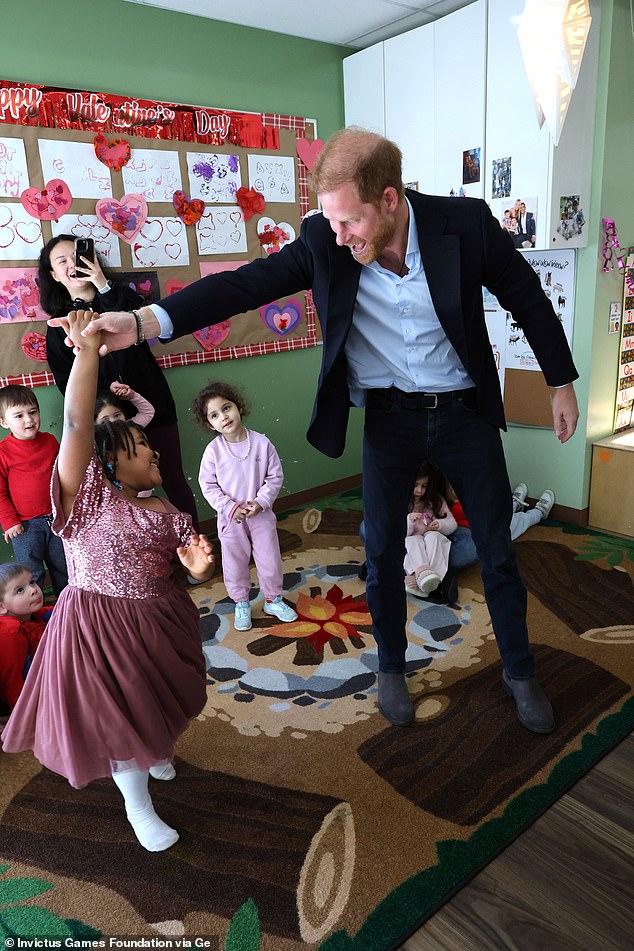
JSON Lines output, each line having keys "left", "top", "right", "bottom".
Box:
{"left": 39, "top": 235, "right": 199, "bottom": 526}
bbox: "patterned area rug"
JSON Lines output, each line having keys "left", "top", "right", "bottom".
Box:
{"left": 1, "top": 489, "right": 633, "bottom": 951}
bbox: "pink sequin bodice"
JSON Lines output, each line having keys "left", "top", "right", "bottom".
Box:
{"left": 52, "top": 453, "right": 193, "bottom": 599}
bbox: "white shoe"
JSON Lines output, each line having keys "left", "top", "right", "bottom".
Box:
{"left": 535, "top": 489, "right": 555, "bottom": 519}
{"left": 234, "top": 601, "right": 252, "bottom": 631}
{"left": 263, "top": 596, "right": 298, "bottom": 622}
{"left": 149, "top": 763, "right": 176, "bottom": 781}
{"left": 416, "top": 571, "right": 441, "bottom": 597}
{"left": 512, "top": 482, "right": 529, "bottom": 510}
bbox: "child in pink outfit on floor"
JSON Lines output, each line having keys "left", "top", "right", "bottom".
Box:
{"left": 193, "top": 381, "right": 298, "bottom": 633}
{"left": 404, "top": 461, "right": 457, "bottom": 598}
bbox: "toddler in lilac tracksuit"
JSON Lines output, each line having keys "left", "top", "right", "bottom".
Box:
{"left": 193, "top": 381, "right": 298, "bottom": 633}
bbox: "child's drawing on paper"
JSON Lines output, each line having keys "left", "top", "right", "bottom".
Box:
{"left": 195, "top": 207, "right": 247, "bottom": 255}
{"left": 0, "top": 138, "right": 29, "bottom": 199}
{"left": 0, "top": 204, "right": 42, "bottom": 260}
{"left": 0, "top": 268, "right": 46, "bottom": 323}
{"left": 131, "top": 216, "right": 189, "bottom": 268}
{"left": 38, "top": 139, "right": 112, "bottom": 199}
{"left": 122, "top": 149, "right": 182, "bottom": 202}
{"left": 187, "top": 152, "right": 241, "bottom": 203}
{"left": 247, "top": 153, "right": 295, "bottom": 203}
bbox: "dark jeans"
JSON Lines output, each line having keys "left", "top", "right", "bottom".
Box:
{"left": 11, "top": 514, "right": 68, "bottom": 596}
{"left": 362, "top": 388, "right": 532, "bottom": 680}
{"left": 147, "top": 421, "right": 199, "bottom": 528}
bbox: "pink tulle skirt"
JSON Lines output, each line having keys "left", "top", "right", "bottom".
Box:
{"left": 1, "top": 585, "right": 206, "bottom": 788}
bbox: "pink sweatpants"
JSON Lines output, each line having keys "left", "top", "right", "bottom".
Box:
{"left": 404, "top": 531, "right": 451, "bottom": 580}
{"left": 219, "top": 509, "right": 283, "bottom": 602}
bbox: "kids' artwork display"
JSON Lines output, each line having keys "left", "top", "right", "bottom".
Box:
{"left": 0, "top": 79, "right": 322, "bottom": 386}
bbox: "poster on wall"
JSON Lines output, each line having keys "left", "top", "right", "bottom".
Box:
{"left": 484, "top": 248, "right": 575, "bottom": 374}
{"left": 0, "top": 79, "right": 322, "bottom": 387}
{"left": 613, "top": 253, "right": 634, "bottom": 433}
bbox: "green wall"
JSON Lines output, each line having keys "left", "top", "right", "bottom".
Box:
{"left": 1, "top": 0, "right": 355, "bottom": 559}
{"left": 501, "top": 0, "right": 633, "bottom": 511}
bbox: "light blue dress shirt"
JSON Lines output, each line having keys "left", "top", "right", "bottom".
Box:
{"left": 346, "top": 198, "right": 473, "bottom": 407}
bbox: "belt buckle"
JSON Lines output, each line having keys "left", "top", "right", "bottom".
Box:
{"left": 425, "top": 393, "right": 438, "bottom": 409}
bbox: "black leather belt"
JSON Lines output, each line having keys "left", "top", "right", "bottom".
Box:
{"left": 366, "top": 386, "right": 476, "bottom": 410}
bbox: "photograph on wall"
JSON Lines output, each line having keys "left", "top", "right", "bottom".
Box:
{"left": 557, "top": 195, "right": 586, "bottom": 241}
{"left": 0, "top": 78, "right": 321, "bottom": 387}
{"left": 489, "top": 196, "right": 538, "bottom": 249}
{"left": 462, "top": 147, "right": 481, "bottom": 185}
{"left": 491, "top": 156, "right": 511, "bottom": 198}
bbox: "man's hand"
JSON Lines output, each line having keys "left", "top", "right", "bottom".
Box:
{"left": 47, "top": 306, "right": 161, "bottom": 356}
{"left": 551, "top": 382, "right": 579, "bottom": 443}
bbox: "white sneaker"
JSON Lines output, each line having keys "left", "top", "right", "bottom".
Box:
{"left": 416, "top": 571, "right": 441, "bottom": 597}
{"left": 512, "top": 482, "right": 529, "bottom": 510}
{"left": 234, "top": 601, "right": 252, "bottom": 631}
{"left": 535, "top": 489, "right": 555, "bottom": 520}
{"left": 263, "top": 596, "right": 298, "bottom": 622}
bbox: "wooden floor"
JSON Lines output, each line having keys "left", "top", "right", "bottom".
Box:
{"left": 398, "top": 732, "right": 634, "bottom": 951}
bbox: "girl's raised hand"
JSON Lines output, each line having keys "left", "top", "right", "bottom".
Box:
{"left": 177, "top": 532, "right": 215, "bottom": 582}
{"left": 110, "top": 380, "right": 132, "bottom": 399}
{"left": 67, "top": 309, "right": 101, "bottom": 352}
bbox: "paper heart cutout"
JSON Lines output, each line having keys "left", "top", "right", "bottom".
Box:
{"left": 193, "top": 320, "right": 232, "bottom": 351}
{"left": 94, "top": 134, "right": 131, "bottom": 172}
{"left": 96, "top": 194, "right": 147, "bottom": 244}
{"left": 21, "top": 179, "right": 72, "bottom": 222}
{"left": 21, "top": 331, "right": 48, "bottom": 362}
{"left": 296, "top": 137, "right": 324, "bottom": 171}
{"left": 257, "top": 217, "right": 295, "bottom": 254}
{"left": 260, "top": 300, "right": 302, "bottom": 337}
{"left": 173, "top": 190, "right": 204, "bottom": 225}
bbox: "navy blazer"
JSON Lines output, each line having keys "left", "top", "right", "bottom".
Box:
{"left": 160, "top": 190, "right": 578, "bottom": 458}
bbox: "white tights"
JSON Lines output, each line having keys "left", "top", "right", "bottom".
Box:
{"left": 111, "top": 766, "right": 178, "bottom": 852}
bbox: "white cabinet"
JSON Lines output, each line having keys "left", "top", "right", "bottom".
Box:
{"left": 343, "top": 41, "right": 385, "bottom": 135}
{"left": 383, "top": 24, "right": 435, "bottom": 193}
{"left": 343, "top": 0, "right": 601, "bottom": 250}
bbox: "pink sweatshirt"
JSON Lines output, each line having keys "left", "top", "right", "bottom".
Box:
{"left": 198, "top": 429, "right": 283, "bottom": 523}
{"left": 407, "top": 497, "right": 457, "bottom": 537}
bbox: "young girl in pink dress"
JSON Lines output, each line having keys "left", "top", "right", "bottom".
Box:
{"left": 404, "top": 461, "right": 457, "bottom": 598}
{"left": 2, "top": 309, "right": 214, "bottom": 852}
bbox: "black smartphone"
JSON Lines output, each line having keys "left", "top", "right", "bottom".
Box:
{"left": 74, "top": 237, "right": 94, "bottom": 274}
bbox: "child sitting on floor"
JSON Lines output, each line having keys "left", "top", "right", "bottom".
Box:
{"left": 404, "top": 461, "right": 457, "bottom": 598}
{"left": 0, "top": 563, "right": 52, "bottom": 717}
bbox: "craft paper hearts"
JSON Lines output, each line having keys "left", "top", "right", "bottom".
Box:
{"left": 260, "top": 300, "right": 301, "bottom": 337}
{"left": 257, "top": 217, "right": 295, "bottom": 254}
{"left": 20, "top": 180, "right": 72, "bottom": 221}
{"left": 21, "top": 330, "right": 48, "bottom": 362}
{"left": 96, "top": 194, "right": 147, "bottom": 244}
{"left": 173, "top": 190, "right": 205, "bottom": 225}
{"left": 235, "top": 186, "right": 265, "bottom": 222}
{"left": 193, "top": 321, "right": 232, "bottom": 351}
{"left": 94, "top": 134, "right": 131, "bottom": 172}
{"left": 296, "top": 137, "right": 324, "bottom": 171}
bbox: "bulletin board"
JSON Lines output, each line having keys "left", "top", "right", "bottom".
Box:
{"left": 0, "top": 79, "right": 322, "bottom": 387}
{"left": 484, "top": 248, "right": 576, "bottom": 427}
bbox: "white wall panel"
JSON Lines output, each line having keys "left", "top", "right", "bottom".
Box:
{"left": 384, "top": 24, "right": 435, "bottom": 193}
{"left": 343, "top": 42, "right": 385, "bottom": 134}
